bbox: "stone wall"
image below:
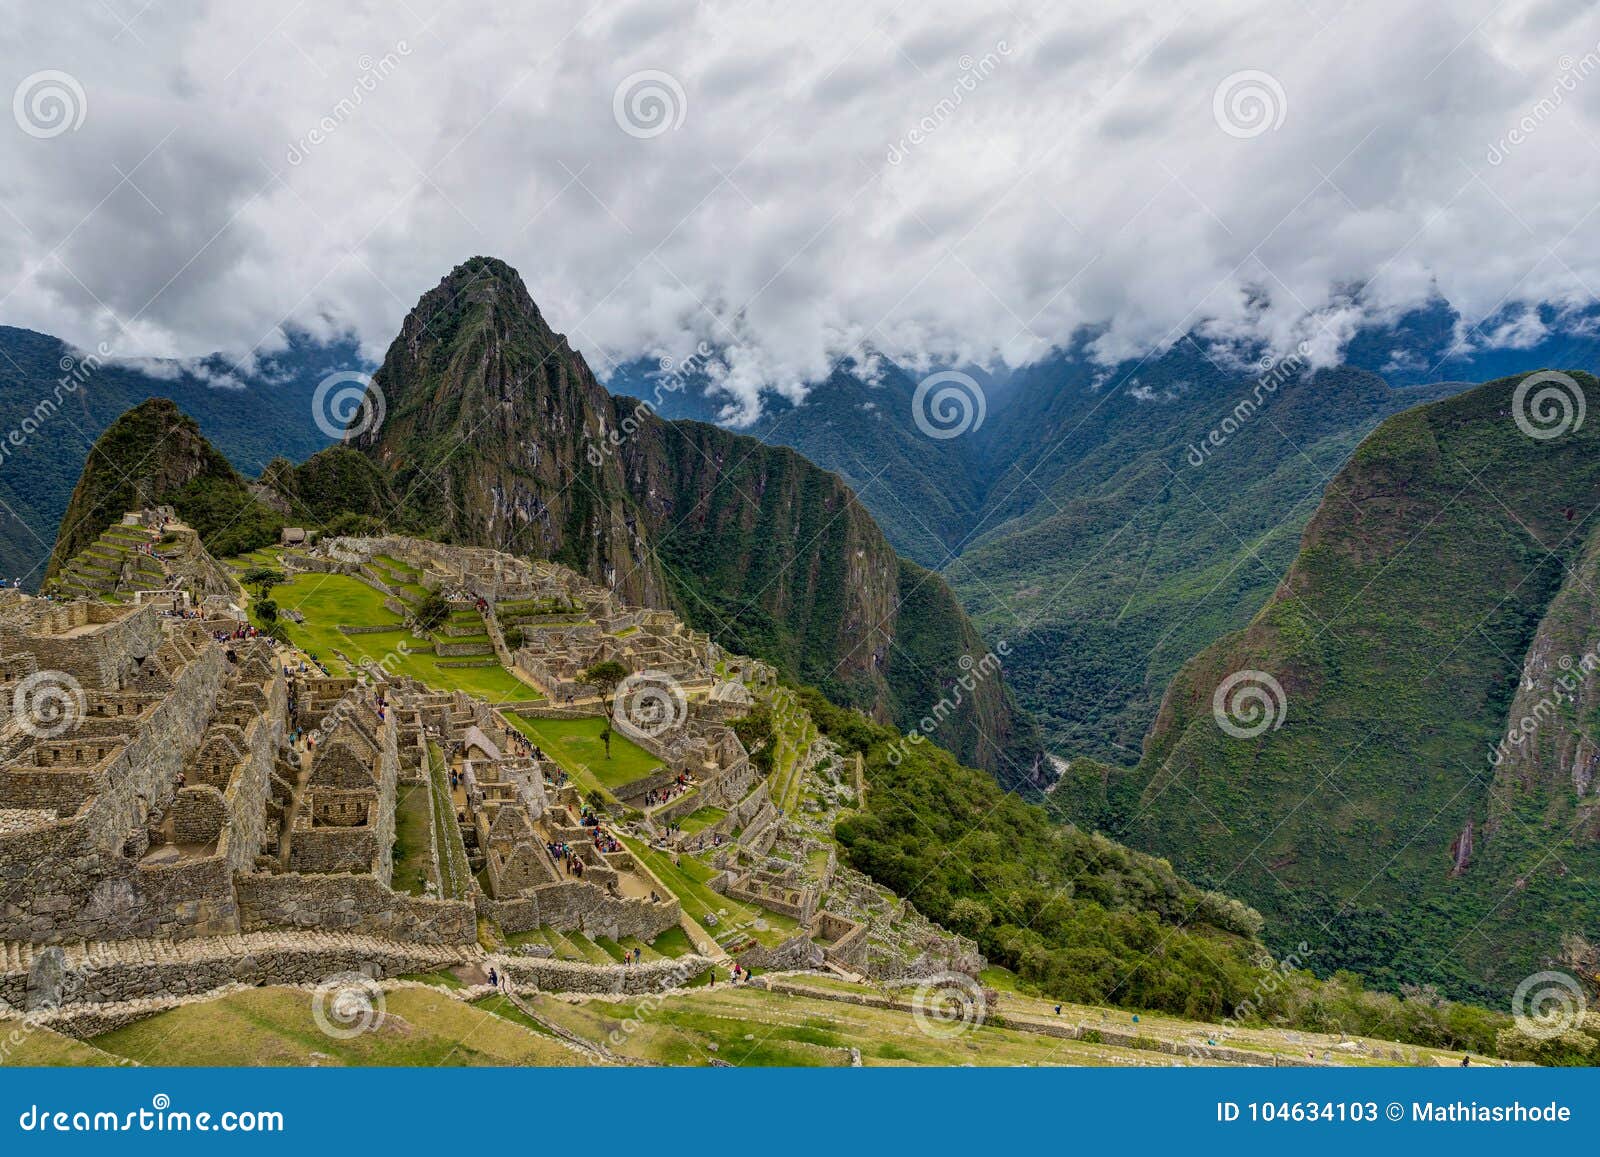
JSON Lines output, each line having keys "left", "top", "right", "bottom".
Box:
{"left": 480, "top": 879, "right": 679, "bottom": 943}
{"left": 0, "top": 645, "right": 230, "bottom": 942}
{"left": 0, "top": 930, "right": 475, "bottom": 1019}
{"left": 170, "top": 786, "right": 226, "bottom": 846}
{"left": 732, "top": 933, "right": 823, "bottom": 971}
{"left": 236, "top": 872, "right": 476, "bottom": 945}
{"left": 493, "top": 953, "right": 712, "bottom": 995}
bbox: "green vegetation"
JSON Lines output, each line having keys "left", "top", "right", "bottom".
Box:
{"left": 0, "top": 1027, "right": 124, "bottom": 1066}
{"left": 338, "top": 256, "right": 1031, "bottom": 780}
{"left": 804, "top": 687, "right": 1519, "bottom": 1055}
{"left": 737, "top": 338, "right": 1475, "bottom": 769}
{"left": 44, "top": 398, "right": 286, "bottom": 578}
{"left": 249, "top": 569, "right": 533, "bottom": 701}
{"left": 621, "top": 836, "right": 799, "bottom": 947}
{"left": 578, "top": 659, "right": 626, "bottom": 757}
{"left": 1067, "top": 372, "right": 1600, "bottom": 1000}
{"left": 508, "top": 713, "right": 660, "bottom": 793}
{"left": 0, "top": 328, "right": 350, "bottom": 583}
{"left": 390, "top": 781, "right": 438, "bottom": 897}
{"left": 426, "top": 744, "right": 470, "bottom": 900}
{"left": 731, "top": 700, "right": 776, "bottom": 775}
{"left": 86, "top": 987, "right": 585, "bottom": 1066}
{"left": 414, "top": 591, "right": 450, "bottom": 632}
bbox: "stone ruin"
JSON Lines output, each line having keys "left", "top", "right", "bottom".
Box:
{"left": 0, "top": 528, "right": 978, "bottom": 1032}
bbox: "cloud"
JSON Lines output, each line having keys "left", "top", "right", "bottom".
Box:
{"left": 4, "top": 0, "right": 1600, "bottom": 418}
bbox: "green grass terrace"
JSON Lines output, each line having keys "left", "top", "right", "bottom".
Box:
{"left": 244, "top": 567, "right": 537, "bottom": 703}
{"left": 507, "top": 713, "right": 661, "bottom": 795}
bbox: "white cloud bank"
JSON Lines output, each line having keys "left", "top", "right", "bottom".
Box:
{"left": 4, "top": 0, "right": 1600, "bottom": 415}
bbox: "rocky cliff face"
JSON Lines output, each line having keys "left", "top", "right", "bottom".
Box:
{"left": 349, "top": 257, "right": 1040, "bottom": 782}
{"left": 1488, "top": 520, "right": 1600, "bottom": 844}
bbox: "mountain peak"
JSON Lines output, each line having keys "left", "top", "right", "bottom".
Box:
{"left": 44, "top": 398, "right": 252, "bottom": 580}
{"left": 404, "top": 255, "right": 552, "bottom": 341}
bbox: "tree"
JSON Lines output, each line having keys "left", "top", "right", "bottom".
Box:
{"left": 241, "top": 566, "right": 286, "bottom": 601}
{"left": 255, "top": 598, "right": 279, "bottom": 623}
{"left": 414, "top": 591, "right": 450, "bottom": 632}
{"left": 580, "top": 659, "right": 629, "bottom": 758}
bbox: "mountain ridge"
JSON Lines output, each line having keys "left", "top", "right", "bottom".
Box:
{"left": 1052, "top": 370, "right": 1600, "bottom": 997}
{"left": 345, "top": 256, "right": 1043, "bottom": 782}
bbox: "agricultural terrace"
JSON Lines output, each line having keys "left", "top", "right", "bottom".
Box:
{"left": 229, "top": 554, "right": 537, "bottom": 703}
{"left": 506, "top": 713, "right": 660, "bottom": 794}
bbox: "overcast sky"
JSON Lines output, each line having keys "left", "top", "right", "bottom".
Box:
{"left": 5, "top": 0, "right": 1600, "bottom": 415}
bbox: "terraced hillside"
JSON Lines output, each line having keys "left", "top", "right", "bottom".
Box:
{"left": 48, "top": 520, "right": 166, "bottom": 601}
